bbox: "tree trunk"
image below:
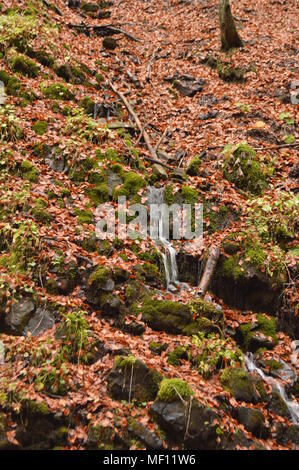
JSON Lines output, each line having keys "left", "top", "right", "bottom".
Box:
{"left": 219, "top": 0, "right": 243, "bottom": 51}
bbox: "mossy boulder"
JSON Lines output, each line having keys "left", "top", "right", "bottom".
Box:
{"left": 186, "top": 156, "right": 201, "bottom": 176}
{"left": 54, "top": 63, "right": 86, "bottom": 85}
{"left": 32, "top": 198, "right": 52, "bottom": 224}
{"left": 149, "top": 342, "right": 168, "bottom": 355}
{"left": 167, "top": 346, "right": 188, "bottom": 366}
{"left": 41, "top": 82, "right": 75, "bottom": 100}
{"left": 113, "top": 171, "right": 145, "bottom": 201}
{"left": 220, "top": 367, "right": 264, "bottom": 403}
{"left": 212, "top": 253, "right": 283, "bottom": 313}
{"left": 267, "top": 391, "right": 292, "bottom": 420}
{"left": 26, "top": 47, "right": 55, "bottom": 68}
{"left": 86, "top": 182, "right": 109, "bottom": 205}
{"left": 9, "top": 53, "right": 39, "bottom": 78}
{"left": 19, "top": 160, "right": 39, "bottom": 182}
{"left": 223, "top": 142, "right": 268, "bottom": 195}
{"left": 141, "top": 297, "right": 221, "bottom": 336}
{"left": 237, "top": 315, "right": 278, "bottom": 352}
{"left": 107, "top": 356, "right": 163, "bottom": 403}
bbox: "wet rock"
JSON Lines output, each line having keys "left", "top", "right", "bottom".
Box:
{"left": 236, "top": 316, "right": 278, "bottom": 353}
{"left": 177, "top": 251, "right": 201, "bottom": 285}
{"left": 24, "top": 307, "right": 56, "bottom": 336}
{"left": 267, "top": 390, "right": 292, "bottom": 420}
{"left": 257, "top": 356, "right": 297, "bottom": 383}
{"left": 127, "top": 418, "right": 164, "bottom": 450}
{"left": 278, "top": 303, "right": 299, "bottom": 339}
{"left": 237, "top": 407, "right": 269, "bottom": 439}
{"left": 276, "top": 423, "right": 299, "bottom": 446}
{"left": 4, "top": 297, "right": 35, "bottom": 335}
{"left": 173, "top": 76, "right": 205, "bottom": 97}
{"left": 107, "top": 356, "right": 163, "bottom": 403}
{"left": 151, "top": 399, "right": 219, "bottom": 449}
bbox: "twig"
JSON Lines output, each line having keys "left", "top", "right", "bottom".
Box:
{"left": 137, "top": 123, "right": 148, "bottom": 144}
{"left": 146, "top": 47, "right": 159, "bottom": 82}
{"left": 198, "top": 245, "right": 220, "bottom": 295}
{"left": 68, "top": 23, "right": 141, "bottom": 42}
{"left": 142, "top": 154, "right": 173, "bottom": 169}
{"left": 109, "top": 81, "right": 160, "bottom": 162}
{"left": 128, "top": 364, "right": 134, "bottom": 404}
{"left": 154, "top": 127, "right": 168, "bottom": 152}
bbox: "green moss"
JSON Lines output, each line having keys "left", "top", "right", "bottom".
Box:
{"left": 135, "top": 262, "right": 160, "bottom": 283}
{"left": 217, "top": 62, "right": 246, "bottom": 82}
{"left": 9, "top": 53, "right": 39, "bottom": 77}
{"left": 20, "top": 160, "right": 39, "bottom": 182}
{"left": 81, "top": 2, "right": 99, "bottom": 13}
{"left": 26, "top": 47, "right": 55, "bottom": 67}
{"left": 264, "top": 359, "right": 282, "bottom": 372}
{"left": 74, "top": 208, "right": 94, "bottom": 224}
{"left": 86, "top": 183, "right": 109, "bottom": 205}
{"left": 88, "top": 265, "right": 111, "bottom": 287}
{"left": 157, "top": 378, "right": 194, "bottom": 403}
{"left": 32, "top": 198, "right": 51, "bottom": 224}
{"left": 26, "top": 399, "right": 50, "bottom": 415}
{"left": 149, "top": 342, "right": 167, "bottom": 355}
{"left": 55, "top": 63, "right": 86, "bottom": 85}
{"left": 111, "top": 163, "right": 124, "bottom": 177}
{"left": 167, "top": 346, "right": 188, "bottom": 366}
{"left": 113, "top": 171, "right": 145, "bottom": 199}
{"left": 187, "top": 156, "right": 201, "bottom": 176}
{"left": 164, "top": 184, "right": 174, "bottom": 205}
{"left": 190, "top": 298, "right": 220, "bottom": 319}
{"left": 181, "top": 185, "right": 198, "bottom": 204}
{"left": 256, "top": 314, "right": 277, "bottom": 341}
{"left": 33, "top": 120, "right": 48, "bottom": 135}
{"left": 223, "top": 142, "right": 268, "bottom": 195}
{"left": 220, "top": 255, "right": 244, "bottom": 280}
{"left": 114, "top": 355, "right": 137, "bottom": 368}
{"left": 41, "top": 82, "right": 75, "bottom": 100}
{"left": 0, "top": 69, "right": 22, "bottom": 96}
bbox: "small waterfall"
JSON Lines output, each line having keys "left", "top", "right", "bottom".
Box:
{"left": 147, "top": 187, "right": 179, "bottom": 292}
{"left": 245, "top": 353, "right": 299, "bottom": 424}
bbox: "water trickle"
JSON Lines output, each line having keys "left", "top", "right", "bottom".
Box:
{"left": 147, "top": 187, "right": 179, "bottom": 292}
{"left": 245, "top": 353, "right": 299, "bottom": 424}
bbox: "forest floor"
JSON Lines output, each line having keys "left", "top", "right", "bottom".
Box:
{"left": 0, "top": 0, "right": 298, "bottom": 451}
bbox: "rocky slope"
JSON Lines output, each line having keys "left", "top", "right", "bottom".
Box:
{"left": 0, "top": 0, "right": 298, "bottom": 450}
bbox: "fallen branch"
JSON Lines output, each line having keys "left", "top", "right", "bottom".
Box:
{"left": 68, "top": 23, "right": 141, "bottom": 42}
{"left": 198, "top": 245, "right": 220, "bottom": 295}
{"left": 146, "top": 47, "right": 159, "bottom": 82}
{"left": 109, "top": 81, "right": 160, "bottom": 162}
{"left": 154, "top": 127, "right": 168, "bottom": 151}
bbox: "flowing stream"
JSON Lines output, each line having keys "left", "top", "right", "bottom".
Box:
{"left": 245, "top": 353, "right": 299, "bottom": 424}
{"left": 147, "top": 187, "right": 179, "bottom": 292}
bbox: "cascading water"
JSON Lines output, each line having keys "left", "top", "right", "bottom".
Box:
{"left": 245, "top": 353, "right": 299, "bottom": 424}
{"left": 147, "top": 187, "right": 179, "bottom": 292}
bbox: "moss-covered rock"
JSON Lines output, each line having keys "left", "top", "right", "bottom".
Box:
{"left": 157, "top": 378, "right": 194, "bottom": 402}
{"left": 79, "top": 96, "right": 96, "bottom": 116}
{"left": 86, "top": 182, "right": 109, "bottom": 205}
{"left": 41, "top": 82, "right": 75, "bottom": 100}
{"left": 220, "top": 367, "right": 261, "bottom": 403}
{"left": 32, "top": 120, "right": 48, "bottom": 135}
{"left": 149, "top": 342, "right": 168, "bottom": 355}
{"left": 74, "top": 208, "right": 94, "bottom": 225}
{"left": 217, "top": 62, "right": 246, "bottom": 82}
{"left": 32, "top": 198, "right": 52, "bottom": 224}
{"left": 167, "top": 346, "right": 188, "bottom": 366}
{"left": 186, "top": 156, "right": 201, "bottom": 176}
{"left": 54, "top": 63, "right": 86, "bottom": 85}
{"left": 237, "top": 314, "right": 278, "bottom": 352}
{"left": 113, "top": 171, "right": 145, "bottom": 201}
{"left": 223, "top": 142, "right": 268, "bottom": 195}
{"left": 9, "top": 53, "right": 39, "bottom": 77}
{"left": 237, "top": 407, "right": 269, "bottom": 439}
{"left": 107, "top": 356, "right": 163, "bottom": 403}
{"left": 19, "top": 160, "right": 39, "bottom": 182}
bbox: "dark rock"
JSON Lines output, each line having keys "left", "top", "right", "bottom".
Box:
{"left": 278, "top": 302, "right": 299, "bottom": 339}
{"left": 198, "top": 110, "right": 219, "bottom": 120}
{"left": 150, "top": 399, "right": 219, "bottom": 449}
{"left": 152, "top": 163, "right": 168, "bottom": 181}
{"left": 122, "top": 320, "right": 146, "bottom": 336}
{"left": 96, "top": 101, "right": 121, "bottom": 119}
{"left": 107, "top": 356, "right": 162, "bottom": 403}
{"left": 149, "top": 342, "right": 168, "bottom": 355}
{"left": 4, "top": 297, "right": 35, "bottom": 335}
{"left": 211, "top": 255, "right": 282, "bottom": 314}
{"left": 177, "top": 251, "right": 201, "bottom": 285}
{"left": 275, "top": 423, "right": 299, "bottom": 446}
{"left": 173, "top": 76, "right": 205, "bottom": 97}
{"left": 127, "top": 418, "right": 164, "bottom": 450}
{"left": 103, "top": 37, "right": 118, "bottom": 50}
{"left": 257, "top": 356, "right": 297, "bottom": 383}
{"left": 237, "top": 407, "right": 269, "bottom": 439}
{"left": 24, "top": 307, "right": 56, "bottom": 336}
{"left": 171, "top": 168, "right": 186, "bottom": 182}
{"left": 199, "top": 93, "right": 218, "bottom": 106}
